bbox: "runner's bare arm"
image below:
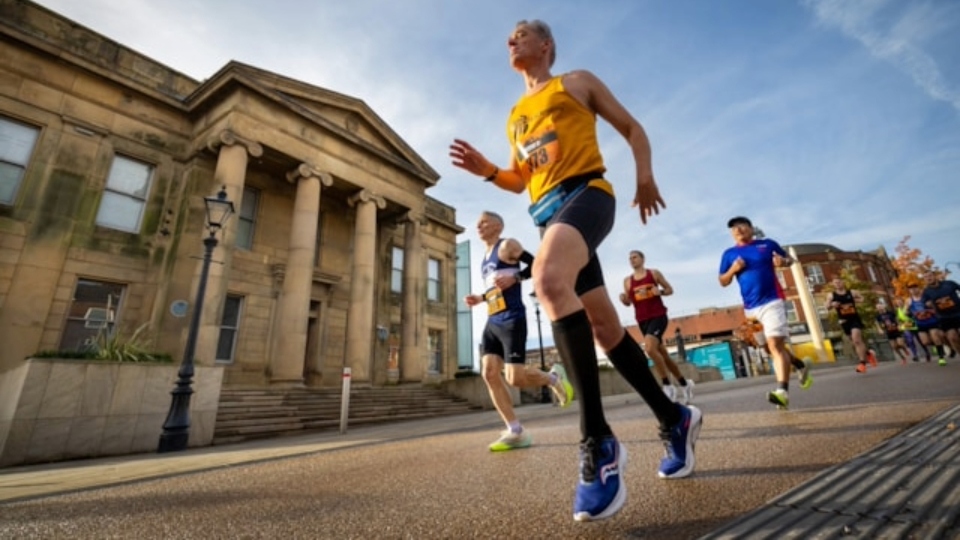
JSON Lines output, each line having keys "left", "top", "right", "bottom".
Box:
{"left": 654, "top": 269, "right": 674, "bottom": 296}
{"left": 563, "top": 70, "right": 665, "bottom": 224}
{"left": 450, "top": 139, "right": 525, "bottom": 193}
{"left": 619, "top": 276, "right": 632, "bottom": 306}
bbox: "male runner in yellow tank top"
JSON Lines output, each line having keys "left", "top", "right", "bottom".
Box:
{"left": 450, "top": 19, "right": 701, "bottom": 523}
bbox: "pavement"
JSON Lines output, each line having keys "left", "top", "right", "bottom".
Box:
{"left": 0, "top": 359, "right": 958, "bottom": 539}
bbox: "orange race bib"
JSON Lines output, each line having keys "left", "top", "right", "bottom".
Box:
{"left": 935, "top": 297, "right": 956, "bottom": 310}
{"left": 518, "top": 122, "right": 561, "bottom": 176}
{"left": 485, "top": 287, "right": 506, "bottom": 316}
{"left": 839, "top": 304, "right": 857, "bottom": 316}
{"left": 632, "top": 284, "right": 657, "bottom": 302}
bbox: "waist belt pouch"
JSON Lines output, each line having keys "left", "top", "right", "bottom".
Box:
{"left": 528, "top": 181, "right": 588, "bottom": 227}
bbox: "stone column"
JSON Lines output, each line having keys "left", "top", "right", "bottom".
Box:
{"left": 400, "top": 213, "right": 426, "bottom": 382}
{"left": 344, "top": 189, "right": 385, "bottom": 382}
{"left": 269, "top": 164, "right": 332, "bottom": 385}
{"left": 195, "top": 130, "right": 262, "bottom": 365}
{"left": 789, "top": 246, "right": 828, "bottom": 363}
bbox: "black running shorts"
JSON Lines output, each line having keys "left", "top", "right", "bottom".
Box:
{"left": 545, "top": 186, "right": 614, "bottom": 296}
{"left": 480, "top": 317, "right": 528, "bottom": 364}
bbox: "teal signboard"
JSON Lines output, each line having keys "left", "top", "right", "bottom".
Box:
{"left": 686, "top": 341, "right": 738, "bottom": 380}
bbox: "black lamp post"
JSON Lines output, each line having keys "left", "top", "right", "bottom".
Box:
{"left": 529, "top": 292, "right": 551, "bottom": 404}
{"left": 158, "top": 186, "right": 234, "bottom": 453}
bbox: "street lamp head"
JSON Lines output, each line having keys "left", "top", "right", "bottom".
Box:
{"left": 204, "top": 186, "right": 235, "bottom": 233}
{"left": 529, "top": 291, "right": 539, "bottom": 307}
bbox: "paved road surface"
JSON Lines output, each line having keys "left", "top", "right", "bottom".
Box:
{"left": 1, "top": 360, "right": 958, "bottom": 539}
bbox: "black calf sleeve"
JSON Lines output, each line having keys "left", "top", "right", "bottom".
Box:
{"left": 605, "top": 331, "right": 681, "bottom": 429}
{"left": 552, "top": 310, "right": 611, "bottom": 440}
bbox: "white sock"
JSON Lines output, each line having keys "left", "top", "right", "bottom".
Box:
{"left": 508, "top": 421, "right": 522, "bottom": 434}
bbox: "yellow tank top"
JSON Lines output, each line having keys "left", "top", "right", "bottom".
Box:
{"left": 507, "top": 75, "right": 613, "bottom": 203}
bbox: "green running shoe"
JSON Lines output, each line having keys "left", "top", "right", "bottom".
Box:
{"left": 767, "top": 389, "right": 789, "bottom": 410}
{"left": 797, "top": 357, "right": 813, "bottom": 390}
{"left": 489, "top": 430, "right": 532, "bottom": 452}
{"left": 549, "top": 364, "right": 575, "bottom": 407}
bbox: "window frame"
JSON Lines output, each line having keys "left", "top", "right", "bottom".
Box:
{"left": 215, "top": 294, "right": 244, "bottom": 363}
{"left": 806, "top": 264, "right": 825, "bottom": 285}
{"left": 235, "top": 186, "right": 259, "bottom": 250}
{"left": 0, "top": 115, "right": 41, "bottom": 206}
{"left": 391, "top": 246, "right": 404, "bottom": 293}
{"left": 427, "top": 257, "right": 441, "bottom": 302}
{"left": 95, "top": 154, "right": 154, "bottom": 233}
{"left": 784, "top": 299, "right": 799, "bottom": 324}
{"left": 427, "top": 328, "right": 442, "bottom": 373}
{"left": 58, "top": 278, "right": 126, "bottom": 352}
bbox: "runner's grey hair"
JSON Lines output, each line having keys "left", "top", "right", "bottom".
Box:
{"left": 516, "top": 19, "right": 556, "bottom": 67}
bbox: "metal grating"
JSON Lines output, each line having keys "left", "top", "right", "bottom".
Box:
{"left": 701, "top": 404, "right": 960, "bottom": 540}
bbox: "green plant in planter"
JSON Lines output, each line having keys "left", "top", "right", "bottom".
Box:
{"left": 89, "top": 322, "right": 168, "bottom": 362}
{"left": 32, "top": 323, "right": 173, "bottom": 363}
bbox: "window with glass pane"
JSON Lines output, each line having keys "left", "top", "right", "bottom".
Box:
{"left": 428, "top": 329, "right": 442, "bottom": 373}
{"left": 391, "top": 247, "right": 404, "bottom": 293}
{"left": 868, "top": 264, "right": 877, "bottom": 283}
{"left": 785, "top": 300, "right": 799, "bottom": 323}
{"left": 59, "top": 279, "right": 125, "bottom": 351}
{"left": 216, "top": 295, "right": 243, "bottom": 362}
{"left": 236, "top": 187, "right": 259, "bottom": 250}
{"left": 806, "top": 264, "right": 825, "bottom": 285}
{"left": 0, "top": 116, "right": 41, "bottom": 205}
{"left": 95, "top": 155, "right": 153, "bottom": 232}
{"left": 427, "top": 257, "right": 440, "bottom": 301}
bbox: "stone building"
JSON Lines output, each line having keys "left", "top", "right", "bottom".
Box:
{"left": 0, "top": 0, "right": 463, "bottom": 387}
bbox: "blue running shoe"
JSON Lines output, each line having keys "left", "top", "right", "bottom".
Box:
{"left": 658, "top": 405, "right": 702, "bottom": 479}
{"left": 573, "top": 436, "right": 627, "bottom": 522}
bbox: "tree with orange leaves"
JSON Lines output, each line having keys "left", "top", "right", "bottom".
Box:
{"left": 890, "top": 236, "right": 942, "bottom": 299}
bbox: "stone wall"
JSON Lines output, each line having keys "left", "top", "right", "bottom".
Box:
{"left": 0, "top": 359, "right": 223, "bottom": 467}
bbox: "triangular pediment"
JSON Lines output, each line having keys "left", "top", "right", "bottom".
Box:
{"left": 190, "top": 61, "right": 438, "bottom": 184}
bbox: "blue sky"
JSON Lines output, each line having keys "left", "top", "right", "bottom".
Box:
{"left": 35, "top": 0, "right": 960, "bottom": 355}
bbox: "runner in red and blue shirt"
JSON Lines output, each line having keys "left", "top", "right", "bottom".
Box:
{"left": 719, "top": 217, "right": 811, "bottom": 409}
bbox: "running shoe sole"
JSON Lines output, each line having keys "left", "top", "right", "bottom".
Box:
{"left": 488, "top": 433, "right": 532, "bottom": 452}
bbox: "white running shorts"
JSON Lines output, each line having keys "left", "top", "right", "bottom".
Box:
{"left": 745, "top": 299, "right": 790, "bottom": 340}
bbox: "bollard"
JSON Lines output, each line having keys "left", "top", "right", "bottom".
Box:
{"left": 339, "top": 367, "right": 351, "bottom": 434}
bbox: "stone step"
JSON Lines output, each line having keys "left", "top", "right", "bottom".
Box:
{"left": 215, "top": 403, "right": 473, "bottom": 427}
{"left": 211, "top": 409, "right": 472, "bottom": 445}
{"left": 212, "top": 384, "right": 481, "bottom": 444}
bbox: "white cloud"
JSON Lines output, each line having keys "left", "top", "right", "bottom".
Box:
{"left": 803, "top": 0, "right": 960, "bottom": 112}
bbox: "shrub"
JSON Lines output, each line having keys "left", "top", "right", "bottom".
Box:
{"left": 31, "top": 323, "right": 173, "bottom": 363}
